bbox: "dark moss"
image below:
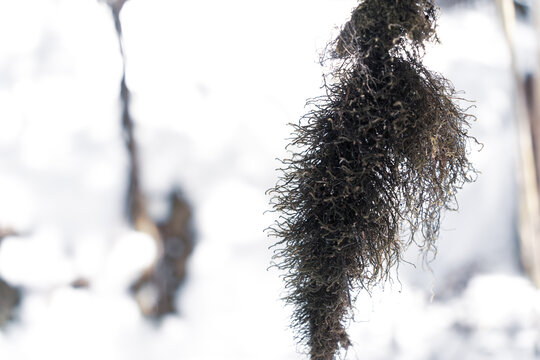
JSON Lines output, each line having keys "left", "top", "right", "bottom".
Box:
{"left": 267, "top": 1, "right": 478, "bottom": 359}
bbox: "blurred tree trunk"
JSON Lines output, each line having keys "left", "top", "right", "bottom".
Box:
{"left": 496, "top": 0, "right": 540, "bottom": 287}
{"left": 527, "top": 0, "right": 540, "bottom": 287}
{"left": 106, "top": 0, "right": 195, "bottom": 317}
{"left": 0, "top": 278, "right": 19, "bottom": 326}
{"left": 0, "top": 228, "right": 19, "bottom": 326}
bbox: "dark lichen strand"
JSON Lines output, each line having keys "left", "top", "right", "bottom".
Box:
{"left": 267, "top": 1, "right": 478, "bottom": 359}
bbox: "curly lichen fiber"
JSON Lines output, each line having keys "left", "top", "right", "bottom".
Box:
{"left": 267, "top": 1, "right": 478, "bottom": 359}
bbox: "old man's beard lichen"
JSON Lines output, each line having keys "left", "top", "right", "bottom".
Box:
{"left": 267, "top": 1, "right": 478, "bottom": 359}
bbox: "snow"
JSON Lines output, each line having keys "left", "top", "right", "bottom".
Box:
{"left": 0, "top": 0, "right": 538, "bottom": 359}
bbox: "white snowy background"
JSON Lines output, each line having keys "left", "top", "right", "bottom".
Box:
{"left": 0, "top": 0, "right": 538, "bottom": 359}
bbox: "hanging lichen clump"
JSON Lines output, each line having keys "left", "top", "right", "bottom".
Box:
{"left": 267, "top": 0, "right": 478, "bottom": 359}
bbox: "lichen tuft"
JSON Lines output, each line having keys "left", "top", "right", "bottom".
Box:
{"left": 267, "top": 1, "right": 479, "bottom": 359}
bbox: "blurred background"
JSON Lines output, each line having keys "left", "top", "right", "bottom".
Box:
{"left": 0, "top": 0, "right": 539, "bottom": 359}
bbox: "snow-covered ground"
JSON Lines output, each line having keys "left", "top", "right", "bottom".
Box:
{"left": 0, "top": 0, "right": 538, "bottom": 359}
